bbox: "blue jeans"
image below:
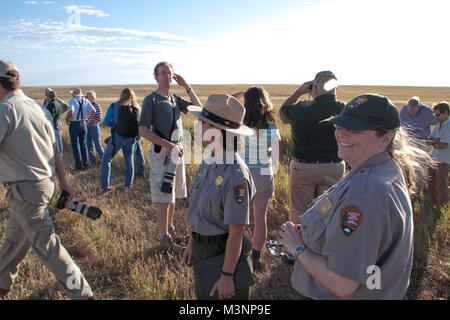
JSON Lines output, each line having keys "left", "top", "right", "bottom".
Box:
{"left": 68, "top": 122, "right": 88, "bottom": 170}
{"left": 101, "top": 136, "right": 136, "bottom": 189}
{"left": 86, "top": 124, "right": 104, "bottom": 164}
{"left": 134, "top": 137, "right": 145, "bottom": 176}
{"left": 54, "top": 121, "right": 63, "bottom": 156}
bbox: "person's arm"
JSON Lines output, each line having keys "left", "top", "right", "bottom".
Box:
{"left": 139, "top": 126, "right": 182, "bottom": 157}
{"left": 231, "top": 92, "right": 245, "bottom": 99}
{"left": 278, "top": 81, "right": 313, "bottom": 121}
{"left": 54, "top": 144, "right": 74, "bottom": 197}
{"left": 173, "top": 73, "right": 201, "bottom": 107}
{"left": 279, "top": 222, "right": 359, "bottom": 299}
{"left": 65, "top": 99, "right": 74, "bottom": 124}
{"left": 210, "top": 224, "right": 245, "bottom": 300}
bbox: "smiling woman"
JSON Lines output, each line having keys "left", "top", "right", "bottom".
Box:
{"left": 279, "top": 94, "right": 436, "bottom": 300}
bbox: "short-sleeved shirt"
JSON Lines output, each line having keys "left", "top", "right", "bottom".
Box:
{"left": 400, "top": 104, "right": 438, "bottom": 139}
{"left": 239, "top": 123, "right": 281, "bottom": 169}
{"left": 104, "top": 101, "right": 141, "bottom": 141}
{"left": 67, "top": 96, "right": 95, "bottom": 122}
{"left": 0, "top": 90, "right": 56, "bottom": 182}
{"left": 139, "top": 91, "right": 190, "bottom": 142}
{"left": 187, "top": 152, "right": 255, "bottom": 236}
{"left": 279, "top": 94, "right": 345, "bottom": 162}
{"left": 430, "top": 118, "right": 450, "bottom": 164}
{"left": 291, "top": 151, "right": 413, "bottom": 300}
{"left": 46, "top": 99, "right": 64, "bottom": 127}
{"left": 87, "top": 102, "right": 102, "bottom": 126}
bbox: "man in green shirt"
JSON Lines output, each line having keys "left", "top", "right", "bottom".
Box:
{"left": 279, "top": 71, "right": 346, "bottom": 224}
{"left": 45, "top": 90, "right": 64, "bottom": 155}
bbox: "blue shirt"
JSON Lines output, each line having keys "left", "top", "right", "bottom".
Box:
{"left": 430, "top": 118, "right": 450, "bottom": 164}
{"left": 67, "top": 97, "right": 95, "bottom": 122}
{"left": 400, "top": 104, "right": 437, "bottom": 139}
{"left": 104, "top": 101, "right": 140, "bottom": 140}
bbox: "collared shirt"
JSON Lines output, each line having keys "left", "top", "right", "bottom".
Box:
{"left": 45, "top": 99, "right": 63, "bottom": 127}
{"left": 187, "top": 152, "right": 255, "bottom": 236}
{"left": 291, "top": 151, "right": 413, "bottom": 300}
{"left": 0, "top": 89, "right": 55, "bottom": 182}
{"left": 67, "top": 96, "right": 95, "bottom": 122}
{"left": 87, "top": 101, "right": 103, "bottom": 126}
{"left": 430, "top": 118, "right": 450, "bottom": 164}
{"left": 139, "top": 91, "right": 190, "bottom": 142}
{"left": 400, "top": 104, "right": 438, "bottom": 139}
{"left": 279, "top": 93, "right": 345, "bottom": 162}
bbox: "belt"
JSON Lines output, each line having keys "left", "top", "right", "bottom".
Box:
{"left": 292, "top": 158, "right": 342, "bottom": 164}
{"left": 70, "top": 120, "right": 86, "bottom": 124}
{"left": 191, "top": 232, "right": 229, "bottom": 243}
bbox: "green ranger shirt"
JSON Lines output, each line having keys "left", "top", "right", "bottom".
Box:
{"left": 187, "top": 153, "right": 255, "bottom": 236}
{"left": 291, "top": 152, "right": 414, "bottom": 299}
{"left": 279, "top": 94, "right": 345, "bottom": 162}
{"left": 45, "top": 98, "right": 63, "bottom": 128}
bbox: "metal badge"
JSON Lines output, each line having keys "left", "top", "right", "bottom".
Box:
{"left": 317, "top": 198, "right": 332, "bottom": 214}
{"left": 215, "top": 176, "right": 224, "bottom": 186}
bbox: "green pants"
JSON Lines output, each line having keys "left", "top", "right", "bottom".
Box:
{"left": 192, "top": 235, "right": 253, "bottom": 300}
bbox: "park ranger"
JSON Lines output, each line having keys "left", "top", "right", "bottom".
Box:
{"left": 182, "top": 94, "right": 256, "bottom": 300}
{"left": 278, "top": 94, "right": 434, "bottom": 299}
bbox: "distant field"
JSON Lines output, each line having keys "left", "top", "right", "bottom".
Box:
{"left": 0, "top": 84, "right": 448, "bottom": 300}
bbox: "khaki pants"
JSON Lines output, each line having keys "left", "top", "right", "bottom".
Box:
{"left": 428, "top": 162, "right": 449, "bottom": 208}
{"left": 289, "top": 160, "right": 345, "bottom": 223}
{"left": 0, "top": 179, "right": 92, "bottom": 300}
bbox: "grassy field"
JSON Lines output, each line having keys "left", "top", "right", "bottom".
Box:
{"left": 0, "top": 84, "right": 449, "bottom": 300}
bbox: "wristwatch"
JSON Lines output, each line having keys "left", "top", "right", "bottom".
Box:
{"left": 294, "top": 244, "right": 306, "bottom": 258}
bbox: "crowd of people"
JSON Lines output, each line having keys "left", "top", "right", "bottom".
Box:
{"left": 0, "top": 59, "right": 448, "bottom": 300}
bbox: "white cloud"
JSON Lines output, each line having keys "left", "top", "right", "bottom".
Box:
{"left": 66, "top": 5, "right": 109, "bottom": 18}
{"left": 23, "top": 0, "right": 55, "bottom": 4}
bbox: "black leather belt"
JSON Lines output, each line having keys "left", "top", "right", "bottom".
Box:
{"left": 191, "top": 232, "right": 229, "bottom": 243}
{"left": 70, "top": 120, "right": 86, "bottom": 124}
{"left": 292, "top": 158, "right": 342, "bottom": 164}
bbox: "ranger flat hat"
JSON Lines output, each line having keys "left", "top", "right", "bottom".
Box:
{"left": 326, "top": 93, "right": 400, "bottom": 130}
{"left": 188, "top": 94, "right": 254, "bottom": 136}
{"left": 0, "top": 60, "right": 19, "bottom": 79}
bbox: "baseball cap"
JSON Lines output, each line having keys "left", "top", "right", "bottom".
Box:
{"left": 0, "top": 60, "right": 19, "bottom": 79}
{"left": 326, "top": 94, "right": 400, "bottom": 130}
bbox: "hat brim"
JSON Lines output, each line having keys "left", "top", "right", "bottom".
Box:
{"left": 188, "top": 106, "right": 254, "bottom": 136}
{"left": 322, "top": 114, "right": 384, "bottom": 131}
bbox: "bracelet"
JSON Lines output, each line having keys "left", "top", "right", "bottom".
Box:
{"left": 186, "top": 87, "right": 192, "bottom": 94}
{"left": 221, "top": 271, "right": 233, "bottom": 277}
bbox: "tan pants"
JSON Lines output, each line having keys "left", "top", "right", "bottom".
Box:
{"left": 428, "top": 163, "right": 449, "bottom": 208}
{"left": 0, "top": 179, "right": 92, "bottom": 300}
{"left": 288, "top": 160, "right": 345, "bottom": 223}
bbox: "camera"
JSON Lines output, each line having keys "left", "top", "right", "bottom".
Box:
{"left": 56, "top": 191, "right": 102, "bottom": 220}
{"left": 160, "top": 156, "right": 177, "bottom": 194}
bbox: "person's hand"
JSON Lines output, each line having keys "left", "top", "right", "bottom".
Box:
{"left": 182, "top": 242, "right": 193, "bottom": 267}
{"left": 165, "top": 142, "right": 183, "bottom": 158}
{"left": 59, "top": 182, "right": 74, "bottom": 199}
{"left": 210, "top": 275, "right": 235, "bottom": 300}
{"left": 278, "top": 222, "right": 304, "bottom": 256}
{"left": 299, "top": 81, "right": 314, "bottom": 95}
{"left": 173, "top": 73, "right": 188, "bottom": 89}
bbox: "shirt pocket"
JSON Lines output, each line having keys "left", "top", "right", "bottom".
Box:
{"left": 300, "top": 212, "right": 327, "bottom": 254}
{"left": 200, "top": 185, "right": 224, "bottom": 221}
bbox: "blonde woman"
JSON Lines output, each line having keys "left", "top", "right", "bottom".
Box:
{"left": 100, "top": 88, "right": 140, "bottom": 192}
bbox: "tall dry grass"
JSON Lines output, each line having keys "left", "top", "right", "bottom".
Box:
{"left": 0, "top": 84, "right": 448, "bottom": 300}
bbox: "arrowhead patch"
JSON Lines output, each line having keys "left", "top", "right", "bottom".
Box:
{"left": 233, "top": 185, "right": 247, "bottom": 204}
{"left": 340, "top": 206, "right": 363, "bottom": 236}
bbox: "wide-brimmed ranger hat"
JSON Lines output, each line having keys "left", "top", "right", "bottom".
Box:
{"left": 188, "top": 94, "right": 254, "bottom": 136}
{"left": 325, "top": 93, "right": 400, "bottom": 130}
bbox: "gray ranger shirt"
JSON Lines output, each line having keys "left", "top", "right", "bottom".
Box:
{"left": 187, "top": 153, "right": 255, "bottom": 236}
{"left": 291, "top": 151, "right": 413, "bottom": 300}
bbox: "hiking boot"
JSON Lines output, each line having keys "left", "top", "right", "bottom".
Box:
{"left": 159, "top": 235, "right": 186, "bottom": 254}
{"left": 0, "top": 287, "right": 10, "bottom": 299}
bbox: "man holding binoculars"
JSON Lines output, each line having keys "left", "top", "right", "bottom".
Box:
{"left": 139, "top": 62, "right": 201, "bottom": 253}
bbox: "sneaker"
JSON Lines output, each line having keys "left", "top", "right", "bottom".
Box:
{"left": 159, "top": 235, "right": 186, "bottom": 254}
{"left": 99, "top": 187, "right": 111, "bottom": 195}
{"left": 0, "top": 287, "right": 10, "bottom": 299}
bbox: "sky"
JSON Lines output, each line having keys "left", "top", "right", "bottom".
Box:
{"left": 0, "top": 0, "right": 449, "bottom": 87}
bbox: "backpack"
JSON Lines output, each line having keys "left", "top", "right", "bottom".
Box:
{"left": 113, "top": 103, "right": 139, "bottom": 138}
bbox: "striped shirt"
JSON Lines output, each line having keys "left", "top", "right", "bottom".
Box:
{"left": 87, "top": 102, "right": 102, "bottom": 125}
{"left": 430, "top": 118, "right": 450, "bottom": 164}
{"left": 239, "top": 123, "right": 281, "bottom": 169}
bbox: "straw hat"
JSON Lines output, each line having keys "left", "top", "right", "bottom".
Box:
{"left": 188, "top": 94, "right": 254, "bottom": 136}
{"left": 70, "top": 87, "right": 84, "bottom": 97}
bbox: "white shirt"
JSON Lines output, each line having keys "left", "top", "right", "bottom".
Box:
{"left": 67, "top": 96, "right": 95, "bottom": 122}
{"left": 430, "top": 118, "right": 450, "bottom": 164}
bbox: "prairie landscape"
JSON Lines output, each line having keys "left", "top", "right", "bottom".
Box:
{"left": 0, "top": 84, "right": 448, "bottom": 300}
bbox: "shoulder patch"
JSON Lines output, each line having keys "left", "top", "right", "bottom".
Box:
{"left": 233, "top": 185, "right": 247, "bottom": 204}
{"left": 340, "top": 206, "right": 363, "bottom": 236}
